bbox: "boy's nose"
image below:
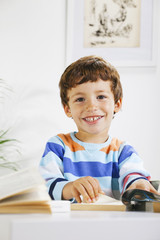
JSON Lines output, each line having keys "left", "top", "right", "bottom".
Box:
{"left": 86, "top": 99, "right": 98, "bottom": 112}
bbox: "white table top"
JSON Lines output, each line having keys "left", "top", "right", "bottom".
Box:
{"left": 1, "top": 211, "right": 160, "bottom": 240}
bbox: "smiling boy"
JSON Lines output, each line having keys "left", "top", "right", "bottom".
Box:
{"left": 39, "top": 56, "right": 157, "bottom": 203}
{"left": 63, "top": 80, "right": 121, "bottom": 144}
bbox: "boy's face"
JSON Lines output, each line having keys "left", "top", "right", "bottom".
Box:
{"left": 64, "top": 79, "right": 122, "bottom": 143}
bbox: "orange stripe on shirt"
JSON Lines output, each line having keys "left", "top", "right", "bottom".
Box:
{"left": 58, "top": 133, "right": 85, "bottom": 152}
{"left": 100, "top": 138, "right": 123, "bottom": 154}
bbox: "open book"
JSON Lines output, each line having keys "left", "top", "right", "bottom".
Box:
{"left": 0, "top": 167, "right": 52, "bottom": 214}
{"left": 71, "top": 194, "right": 125, "bottom": 211}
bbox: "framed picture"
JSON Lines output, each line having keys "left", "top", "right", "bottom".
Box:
{"left": 66, "top": 0, "right": 158, "bottom": 67}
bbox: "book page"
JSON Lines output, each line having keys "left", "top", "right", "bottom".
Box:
{"left": 0, "top": 185, "right": 51, "bottom": 206}
{"left": 0, "top": 167, "right": 45, "bottom": 200}
{"left": 93, "top": 194, "right": 120, "bottom": 204}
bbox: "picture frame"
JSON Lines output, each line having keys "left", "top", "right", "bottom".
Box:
{"left": 66, "top": 0, "right": 158, "bottom": 67}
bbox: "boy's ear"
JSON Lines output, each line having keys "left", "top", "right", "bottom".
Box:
{"left": 114, "top": 98, "right": 122, "bottom": 113}
{"left": 64, "top": 104, "right": 72, "bottom": 118}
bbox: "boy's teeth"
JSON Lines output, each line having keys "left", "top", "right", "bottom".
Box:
{"left": 85, "top": 117, "right": 101, "bottom": 122}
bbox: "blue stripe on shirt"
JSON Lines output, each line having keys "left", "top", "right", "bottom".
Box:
{"left": 118, "top": 145, "right": 137, "bottom": 164}
{"left": 63, "top": 158, "right": 119, "bottom": 178}
{"left": 42, "top": 142, "right": 64, "bottom": 160}
{"left": 49, "top": 178, "right": 67, "bottom": 200}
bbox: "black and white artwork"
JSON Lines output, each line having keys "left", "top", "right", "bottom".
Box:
{"left": 84, "top": 0, "right": 141, "bottom": 48}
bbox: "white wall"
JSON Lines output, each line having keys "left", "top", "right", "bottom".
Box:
{"left": 0, "top": 0, "right": 160, "bottom": 179}
{"left": 0, "top": 0, "right": 67, "bottom": 170}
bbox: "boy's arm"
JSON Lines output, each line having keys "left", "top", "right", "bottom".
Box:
{"left": 118, "top": 143, "right": 151, "bottom": 194}
{"left": 39, "top": 137, "right": 70, "bottom": 200}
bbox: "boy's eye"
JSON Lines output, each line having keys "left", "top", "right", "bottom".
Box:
{"left": 97, "top": 95, "right": 106, "bottom": 100}
{"left": 75, "top": 97, "right": 85, "bottom": 102}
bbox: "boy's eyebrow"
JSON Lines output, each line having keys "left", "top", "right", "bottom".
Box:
{"left": 70, "top": 92, "right": 85, "bottom": 98}
{"left": 95, "top": 90, "right": 110, "bottom": 94}
{"left": 95, "top": 90, "right": 107, "bottom": 93}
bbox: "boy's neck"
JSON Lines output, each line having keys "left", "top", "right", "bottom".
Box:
{"left": 75, "top": 132, "right": 109, "bottom": 144}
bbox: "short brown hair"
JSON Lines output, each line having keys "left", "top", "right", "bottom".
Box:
{"left": 59, "top": 56, "right": 123, "bottom": 106}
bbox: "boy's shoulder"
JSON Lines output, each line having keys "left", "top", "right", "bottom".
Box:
{"left": 57, "top": 133, "right": 85, "bottom": 152}
{"left": 47, "top": 133, "right": 84, "bottom": 152}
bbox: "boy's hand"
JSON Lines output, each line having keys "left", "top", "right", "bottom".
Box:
{"left": 62, "top": 176, "right": 104, "bottom": 203}
{"left": 126, "top": 179, "right": 159, "bottom": 194}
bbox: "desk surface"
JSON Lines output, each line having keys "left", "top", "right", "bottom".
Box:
{"left": 1, "top": 211, "right": 160, "bottom": 240}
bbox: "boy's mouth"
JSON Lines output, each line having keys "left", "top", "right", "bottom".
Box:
{"left": 82, "top": 116, "right": 103, "bottom": 123}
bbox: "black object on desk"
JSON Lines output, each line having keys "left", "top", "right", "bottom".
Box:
{"left": 121, "top": 181, "right": 160, "bottom": 212}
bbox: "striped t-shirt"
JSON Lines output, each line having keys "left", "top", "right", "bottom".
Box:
{"left": 39, "top": 132, "right": 150, "bottom": 200}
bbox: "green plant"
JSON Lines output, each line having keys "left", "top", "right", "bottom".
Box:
{"left": 0, "top": 79, "right": 19, "bottom": 171}
{"left": 0, "top": 130, "right": 19, "bottom": 171}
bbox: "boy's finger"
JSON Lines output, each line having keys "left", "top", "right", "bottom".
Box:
{"left": 76, "top": 177, "right": 96, "bottom": 202}
{"left": 88, "top": 177, "right": 100, "bottom": 200}
{"left": 82, "top": 183, "right": 95, "bottom": 202}
{"left": 74, "top": 182, "right": 92, "bottom": 203}
{"left": 73, "top": 190, "right": 82, "bottom": 203}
